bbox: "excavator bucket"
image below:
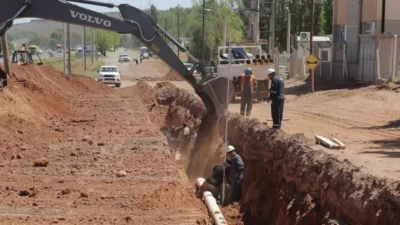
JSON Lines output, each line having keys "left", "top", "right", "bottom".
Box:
{"left": 197, "top": 75, "right": 234, "bottom": 118}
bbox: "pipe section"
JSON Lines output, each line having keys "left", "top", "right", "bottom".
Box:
{"left": 196, "top": 178, "right": 228, "bottom": 225}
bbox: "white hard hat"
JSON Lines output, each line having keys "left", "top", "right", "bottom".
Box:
{"left": 266, "top": 68, "right": 276, "bottom": 75}
{"left": 226, "top": 145, "right": 235, "bottom": 153}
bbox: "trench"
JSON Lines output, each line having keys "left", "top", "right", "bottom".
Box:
{"left": 148, "top": 81, "right": 400, "bottom": 225}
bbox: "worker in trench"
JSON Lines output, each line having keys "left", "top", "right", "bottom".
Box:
{"left": 239, "top": 68, "right": 257, "bottom": 116}
{"left": 266, "top": 68, "right": 285, "bottom": 129}
{"left": 196, "top": 163, "right": 224, "bottom": 202}
{"left": 178, "top": 122, "right": 191, "bottom": 157}
{"left": 225, "top": 145, "right": 244, "bottom": 204}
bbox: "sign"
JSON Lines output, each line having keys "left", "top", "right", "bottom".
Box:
{"left": 305, "top": 53, "right": 320, "bottom": 70}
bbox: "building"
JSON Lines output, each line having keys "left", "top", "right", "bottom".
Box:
{"left": 333, "top": 0, "right": 400, "bottom": 83}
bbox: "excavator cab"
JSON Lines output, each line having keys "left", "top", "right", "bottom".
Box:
{"left": 0, "top": 0, "right": 233, "bottom": 117}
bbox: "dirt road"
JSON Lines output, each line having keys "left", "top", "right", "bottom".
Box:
{"left": 0, "top": 64, "right": 209, "bottom": 224}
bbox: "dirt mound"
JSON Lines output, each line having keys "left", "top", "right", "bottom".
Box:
{"left": 0, "top": 64, "right": 110, "bottom": 152}
{"left": 140, "top": 70, "right": 185, "bottom": 81}
{"left": 161, "top": 82, "right": 400, "bottom": 225}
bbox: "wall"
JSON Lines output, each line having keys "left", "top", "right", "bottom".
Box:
{"left": 335, "top": 0, "right": 348, "bottom": 25}
{"left": 362, "top": 0, "right": 378, "bottom": 22}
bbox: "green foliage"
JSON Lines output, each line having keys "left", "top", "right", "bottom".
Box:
{"left": 50, "top": 29, "right": 63, "bottom": 41}
{"left": 0, "top": 41, "right": 14, "bottom": 52}
{"left": 239, "top": 0, "right": 333, "bottom": 51}
{"left": 84, "top": 28, "right": 120, "bottom": 55}
{"left": 323, "top": 0, "right": 333, "bottom": 35}
{"left": 186, "top": 1, "right": 244, "bottom": 61}
{"left": 150, "top": 4, "right": 159, "bottom": 23}
{"left": 71, "top": 32, "right": 82, "bottom": 46}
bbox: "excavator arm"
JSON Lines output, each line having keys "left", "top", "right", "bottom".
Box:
{"left": 0, "top": 0, "right": 234, "bottom": 117}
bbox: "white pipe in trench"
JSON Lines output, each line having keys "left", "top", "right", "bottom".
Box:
{"left": 196, "top": 178, "right": 228, "bottom": 225}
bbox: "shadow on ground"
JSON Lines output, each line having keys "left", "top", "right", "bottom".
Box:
{"left": 352, "top": 119, "right": 400, "bottom": 130}
{"left": 358, "top": 138, "right": 400, "bottom": 158}
{"left": 285, "top": 77, "right": 370, "bottom": 96}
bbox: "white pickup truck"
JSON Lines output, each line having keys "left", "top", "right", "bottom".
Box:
{"left": 97, "top": 65, "right": 121, "bottom": 88}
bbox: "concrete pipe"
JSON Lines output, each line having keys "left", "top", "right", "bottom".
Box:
{"left": 196, "top": 177, "right": 228, "bottom": 225}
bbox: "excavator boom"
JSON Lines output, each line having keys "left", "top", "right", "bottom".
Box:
{"left": 0, "top": 0, "right": 234, "bottom": 117}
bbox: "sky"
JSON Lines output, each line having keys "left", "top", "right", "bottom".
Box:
{"left": 14, "top": 0, "right": 194, "bottom": 24}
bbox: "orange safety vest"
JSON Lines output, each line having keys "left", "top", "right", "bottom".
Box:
{"left": 240, "top": 74, "right": 256, "bottom": 93}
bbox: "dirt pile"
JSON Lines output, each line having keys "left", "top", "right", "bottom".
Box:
{"left": 0, "top": 65, "right": 210, "bottom": 224}
{"left": 140, "top": 70, "right": 185, "bottom": 81}
{"left": 0, "top": 64, "right": 109, "bottom": 151}
{"left": 162, "top": 83, "right": 400, "bottom": 225}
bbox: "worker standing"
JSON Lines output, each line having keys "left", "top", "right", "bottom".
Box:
{"left": 266, "top": 68, "right": 285, "bottom": 129}
{"left": 20, "top": 43, "right": 27, "bottom": 63}
{"left": 225, "top": 145, "right": 244, "bottom": 204}
{"left": 239, "top": 68, "right": 256, "bottom": 116}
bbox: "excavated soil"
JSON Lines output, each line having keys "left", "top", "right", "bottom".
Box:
{"left": 140, "top": 70, "right": 185, "bottom": 81}
{"left": 2, "top": 62, "right": 400, "bottom": 225}
{"left": 0, "top": 64, "right": 210, "bottom": 224}
{"left": 156, "top": 81, "right": 400, "bottom": 225}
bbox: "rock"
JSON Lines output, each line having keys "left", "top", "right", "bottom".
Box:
{"left": 97, "top": 142, "right": 105, "bottom": 146}
{"left": 16, "top": 154, "right": 23, "bottom": 159}
{"left": 116, "top": 170, "right": 127, "bottom": 177}
{"left": 70, "top": 152, "right": 77, "bottom": 156}
{"left": 17, "top": 130, "right": 23, "bottom": 134}
{"left": 19, "top": 190, "right": 30, "bottom": 196}
{"left": 33, "top": 157, "right": 49, "bottom": 167}
{"left": 80, "top": 192, "right": 88, "bottom": 198}
{"left": 88, "top": 141, "right": 94, "bottom": 145}
{"left": 61, "top": 189, "right": 71, "bottom": 195}
{"left": 32, "top": 202, "right": 38, "bottom": 206}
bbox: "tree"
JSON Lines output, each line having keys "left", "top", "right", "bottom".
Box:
{"left": 187, "top": 0, "right": 244, "bottom": 62}
{"left": 86, "top": 29, "right": 121, "bottom": 55}
{"left": 150, "top": 4, "right": 158, "bottom": 23}
{"left": 323, "top": 0, "right": 333, "bottom": 35}
{"left": 50, "top": 29, "right": 63, "bottom": 42}
{"left": 71, "top": 32, "right": 82, "bottom": 46}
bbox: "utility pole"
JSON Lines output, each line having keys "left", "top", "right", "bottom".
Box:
{"left": 82, "top": 26, "right": 86, "bottom": 70}
{"left": 96, "top": 30, "right": 99, "bottom": 61}
{"left": 91, "top": 28, "right": 94, "bottom": 65}
{"left": 269, "top": 0, "right": 276, "bottom": 54}
{"left": 164, "top": 18, "right": 168, "bottom": 43}
{"left": 177, "top": 13, "right": 180, "bottom": 57}
{"left": 67, "top": 23, "right": 72, "bottom": 74}
{"left": 286, "top": 7, "right": 291, "bottom": 78}
{"left": 310, "top": 0, "right": 315, "bottom": 93}
{"left": 63, "top": 23, "right": 67, "bottom": 74}
{"left": 1, "top": 33, "right": 10, "bottom": 75}
{"left": 202, "top": 0, "right": 205, "bottom": 66}
{"left": 254, "top": 0, "right": 260, "bottom": 45}
{"left": 222, "top": 14, "right": 227, "bottom": 51}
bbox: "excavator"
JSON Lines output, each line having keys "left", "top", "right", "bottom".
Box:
{"left": 0, "top": 0, "right": 234, "bottom": 117}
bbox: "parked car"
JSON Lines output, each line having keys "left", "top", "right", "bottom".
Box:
{"left": 142, "top": 52, "right": 149, "bottom": 59}
{"left": 97, "top": 65, "right": 121, "bottom": 88}
{"left": 183, "top": 63, "right": 198, "bottom": 75}
{"left": 119, "top": 54, "right": 129, "bottom": 62}
{"left": 120, "top": 56, "right": 131, "bottom": 62}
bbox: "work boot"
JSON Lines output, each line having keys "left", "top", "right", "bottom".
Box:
{"left": 240, "top": 112, "right": 245, "bottom": 116}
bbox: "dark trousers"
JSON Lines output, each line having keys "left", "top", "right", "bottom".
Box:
{"left": 230, "top": 178, "right": 242, "bottom": 204}
{"left": 240, "top": 92, "right": 253, "bottom": 116}
{"left": 271, "top": 99, "right": 284, "bottom": 129}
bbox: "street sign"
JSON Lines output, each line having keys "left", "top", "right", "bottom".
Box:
{"left": 305, "top": 53, "right": 320, "bottom": 70}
